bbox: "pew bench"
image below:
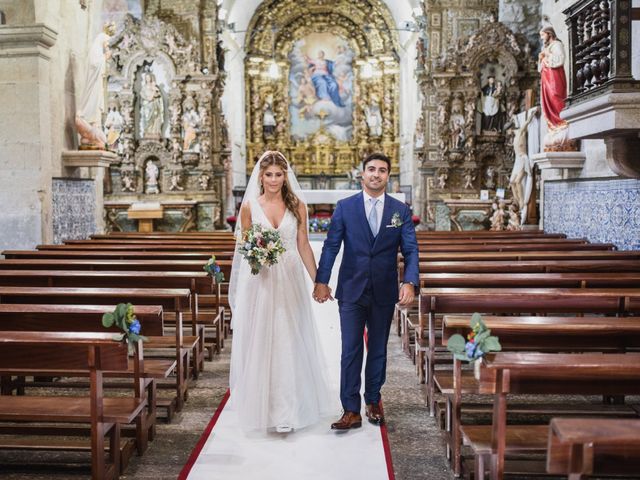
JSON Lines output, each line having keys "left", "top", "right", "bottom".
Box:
{"left": 0, "top": 332, "right": 147, "bottom": 479}
{"left": 547, "top": 418, "right": 640, "bottom": 479}
{"left": 419, "top": 287, "right": 640, "bottom": 416}
{"left": 0, "top": 286, "right": 192, "bottom": 411}
{"left": 465, "top": 352, "right": 640, "bottom": 480}
{"left": 439, "top": 315, "right": 640, "bottom": 476}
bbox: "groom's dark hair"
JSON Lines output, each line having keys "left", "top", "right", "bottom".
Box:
{"left": 363, "top": 152, "right": 391, "bottom": 171}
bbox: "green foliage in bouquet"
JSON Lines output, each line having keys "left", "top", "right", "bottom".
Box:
{"left": 102, "top": 303, "right": 148, "bottom": 355}
{"left": 203, "top": 255, "right": 225, "bottom": 284}
{"left": 238, "top": 224, "right": 286, "bottom": 275}
{"left": 446, "top": 312, "right": 502, "bottom": 362}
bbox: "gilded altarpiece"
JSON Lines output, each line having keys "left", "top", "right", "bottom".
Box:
{"left": 244, "top": 0, "right": 400, "bottom": 182}
{"left": 416, "top": 17, "right": 538, "bottom": 229}
{"left": 102, "top": 12, "right": 230, "bottom": 232}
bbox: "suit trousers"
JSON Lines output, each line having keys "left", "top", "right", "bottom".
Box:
{"left": 338, "top": 284, "right": 396, "bottom": 413}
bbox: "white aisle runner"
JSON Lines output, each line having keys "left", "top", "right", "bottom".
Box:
{"left": 181, "top": 242, "right": 393, "bottom": 480}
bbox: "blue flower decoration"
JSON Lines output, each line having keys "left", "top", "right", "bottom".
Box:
{"left": 128, "top": 319, "right": 141, "bottom": 335}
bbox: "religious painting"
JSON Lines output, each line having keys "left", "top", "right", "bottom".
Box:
{"left": 288, "top": 33, "right": 355, "bottom": 142}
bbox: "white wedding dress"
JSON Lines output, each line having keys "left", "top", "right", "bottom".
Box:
{"left": 229, "top": 197, "right": 333, "bottom": 432}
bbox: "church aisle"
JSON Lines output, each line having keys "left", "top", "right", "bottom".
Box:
{"left": 179, "top": 242, "right": 391, "bottom": 479}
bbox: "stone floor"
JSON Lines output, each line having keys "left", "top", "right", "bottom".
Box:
{"left": 0, "top": 328, "right": 452, "bottom": 480}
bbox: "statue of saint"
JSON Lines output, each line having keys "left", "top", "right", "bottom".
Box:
{"left": 145, "top": 160, "right": 159, "bottom": 194}
{"left": 478, "top": 76, "right": 505, "bottom": 132}
{"left": 75, "top": 23, "right": 116, "bottom": 149}
{"left": 139, "top": 73, "right": 164, "bottom": 138}
{"left": 538, "top": 26, "right": 575, "bottom": 151}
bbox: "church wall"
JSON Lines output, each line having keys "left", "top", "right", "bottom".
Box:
{"left": 0, "top": 0, "right": 36, "bottom": 24}
{"left": 0, "top": 0, "right": 101, "bottom": 250}
{"left": 544, "top": 178, "right": 640, "bottom": 250}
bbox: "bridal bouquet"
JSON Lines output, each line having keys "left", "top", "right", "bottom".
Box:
{"left": 238, "top": 224, "right": 286, "bottom": 275}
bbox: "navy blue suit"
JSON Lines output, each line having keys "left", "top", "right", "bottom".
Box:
{"left": 316, "top": 192, "right": 419, "bottom": 412}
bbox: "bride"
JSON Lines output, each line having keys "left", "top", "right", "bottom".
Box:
{"left": 229, "top": 150, "right": 333, "bottom": 433}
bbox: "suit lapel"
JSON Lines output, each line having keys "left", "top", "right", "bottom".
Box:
{"left": 355, "top": 192, "right": 375, "bottom": 245}
{"left": 372, "top": 194, "right": 393, "bottom": 251}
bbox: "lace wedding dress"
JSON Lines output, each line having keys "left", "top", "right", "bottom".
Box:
{"left": 229, "top": 197, "right": 333, "bottom": 432}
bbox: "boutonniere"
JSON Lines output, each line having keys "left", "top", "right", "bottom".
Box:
{"left": 386, "top": 212, "right": 403, "bottom": 228}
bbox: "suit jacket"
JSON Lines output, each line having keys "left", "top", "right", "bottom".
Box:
{"left": 316, "top": 192, "right": 420, "bottom": 306}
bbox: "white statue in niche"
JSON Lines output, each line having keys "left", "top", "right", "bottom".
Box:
{"left": 75, "top": 22, "right": 116, "bottom": 149}
{"left": 139, "top": 72, "right": 165, "bottom": 138}
{"left": 145, "top": 160, "right": 160, "bottom": 194}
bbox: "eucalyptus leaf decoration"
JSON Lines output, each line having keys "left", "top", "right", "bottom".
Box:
{"left": 203, "top": 255, "right": 225, "bottom": 284}
{"left": 102, "top": 303, "right": 148, "bottom": 355}
{"left": 446, "top": 312, "right": 501, "bottom": 362}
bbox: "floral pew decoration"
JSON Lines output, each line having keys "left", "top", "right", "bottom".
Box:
{"left": 446, "top": 312, "right": 502, "bottom": 364}
{"left": 204, "top": 254, "right": 225, "bottom": 284}
{"left": 102, "top": 303, "right": 148, "bottom": 355}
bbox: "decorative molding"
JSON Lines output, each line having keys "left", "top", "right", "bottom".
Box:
{"left": 0, "top": 24, "right": 58, "bottom": 59}
{"left": 62, "top": 150, "right": 119, "bottom": 169}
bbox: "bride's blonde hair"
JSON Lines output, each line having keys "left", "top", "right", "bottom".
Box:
{"left": 258, "top": 151, "right": 302, "bottom": 226}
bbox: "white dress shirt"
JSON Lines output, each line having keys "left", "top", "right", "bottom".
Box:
{"left": 363, "top": 190, "right": 385, "bottom": 234}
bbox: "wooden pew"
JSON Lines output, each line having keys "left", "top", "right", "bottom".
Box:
{"left": 0, "top": 331, "right": 147, "bottom": 479}
{"left": 468, "top": 352, "right": 640, "bottom": 480}
{"left": 0, "top": 261, "right": 232, "bottom": 353}
{"left": 418, "top": 287, "right": 640, "bottom": 416}
{"left": 415, "top": 251, "right": 640, "bottom": 262}
{"left": 39, "top": 244, "right": 236, "bottom": 252}
{"left": 0, "top": 303, "right": 181, "bottom": 426}
{"left": 441, "top": 315, "right": 640, "bottom": 476}
{"left": 2, "top": 250, "right": 229, "bottom": 261}
{"left": 0, "top": 286, "right": 191, "bottom": 411}
{"left": 0, "top": 269, "right": 217, "bottom": 361}
{"left": 547, "top": 418, "right": 640, "bottom": 479}
{"left": 419, "top": 272, "right": 640, "bottom": 288}
{"left": 413, "top": 259, "right": 640, "bottom": 273}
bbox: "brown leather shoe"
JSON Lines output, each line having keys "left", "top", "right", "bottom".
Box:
{"left": 365, "top": 403, "right": 385, "bottom": 426}
{"left": 330, "top": 411, "right": 362, "bottom": 430}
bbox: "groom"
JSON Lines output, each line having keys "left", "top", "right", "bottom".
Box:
{"left": 314, "top": 153, "right": 419, "bottom": 430}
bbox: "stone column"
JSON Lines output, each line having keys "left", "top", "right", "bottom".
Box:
{"left": 0, "top": 24, "right": 57, "bottom": 251}
{"left": 62, "top": 150, "right": 119, "bottom": 233}
{"left": 531, "top": 151, "right": 586, "bottom": 230}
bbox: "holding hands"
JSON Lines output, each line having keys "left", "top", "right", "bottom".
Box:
{"left": 313, "top": 283, "right": 334, "bottom": 303}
